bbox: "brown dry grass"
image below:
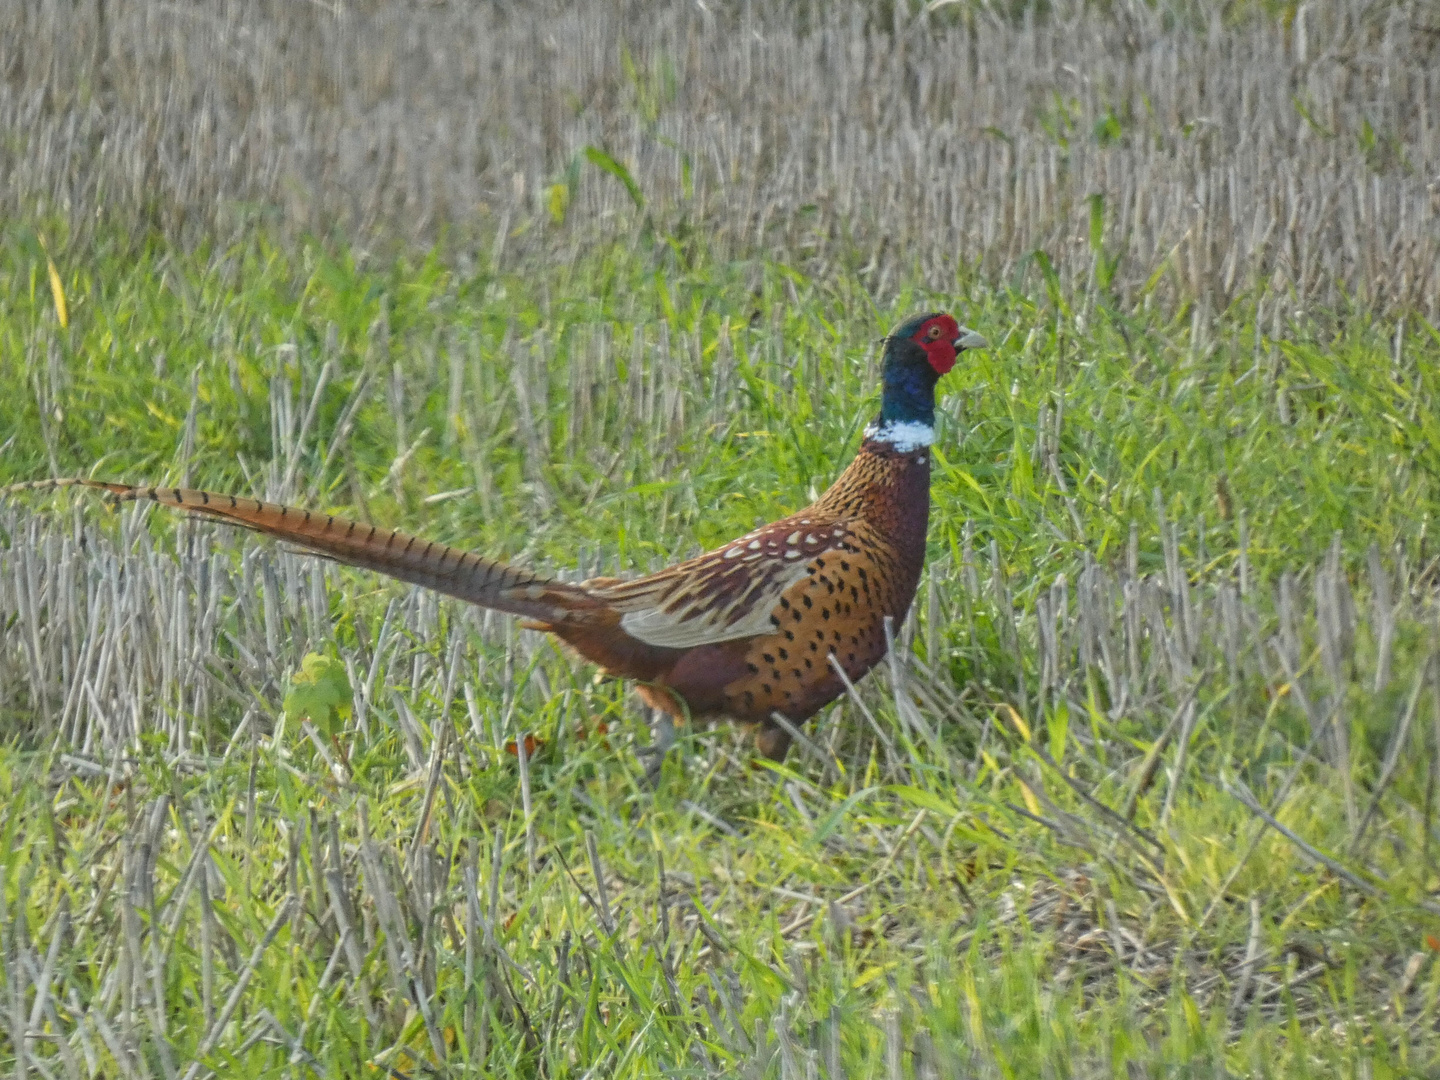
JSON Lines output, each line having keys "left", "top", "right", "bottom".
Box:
{"left": 2, "top": 0, "right": 1437, "bottom": 313}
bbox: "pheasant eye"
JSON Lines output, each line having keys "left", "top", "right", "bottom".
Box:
{"left": 925, "top": 323, "right": 943, "bottom": 341}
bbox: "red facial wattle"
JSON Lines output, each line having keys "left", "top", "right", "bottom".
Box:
{"left": 924, "top": 339, "right": 958, "bottom": 374}
{"left": 911, "top": 315, "right": 961, "bottom": 375}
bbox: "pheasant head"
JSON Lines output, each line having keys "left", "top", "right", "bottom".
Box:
{"left": 869, "top": 312, "right": 987, "bottom": 450}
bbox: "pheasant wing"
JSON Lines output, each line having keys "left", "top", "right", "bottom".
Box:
{"left": 589, "top": 514, "right": 853, "bottom": 650}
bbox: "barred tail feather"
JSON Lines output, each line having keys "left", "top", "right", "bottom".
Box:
{"left": 3, "top": 479, "right": 600, "bottom": 622}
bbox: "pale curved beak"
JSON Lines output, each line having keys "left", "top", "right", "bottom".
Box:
{"left": 954, "top": 327, "right": 988, "bottom": 351}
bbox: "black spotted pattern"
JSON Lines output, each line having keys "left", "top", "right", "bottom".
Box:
{"left": 723, "top": 439, "right": 931, "bottom": 725}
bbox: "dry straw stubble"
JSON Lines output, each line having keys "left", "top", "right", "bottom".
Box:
{"left": 1, "top": 0, "right": 1436, "bottom": 313}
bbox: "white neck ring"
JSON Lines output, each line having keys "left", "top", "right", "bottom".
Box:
{"left": 864, "top": 420, "right": 935, "bottom": 453}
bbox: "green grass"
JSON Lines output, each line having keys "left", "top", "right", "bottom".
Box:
{"left": 4, "top": 224, "right": 1436, "bottom": 579}
{"left": 3, "top": 222, "right": 1440, "bottom": 1077}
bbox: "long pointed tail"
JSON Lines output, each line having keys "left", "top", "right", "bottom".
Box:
{"left": 4, "top": 479, "right": 602, "bottom": 623}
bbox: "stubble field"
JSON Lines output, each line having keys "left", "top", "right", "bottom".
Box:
{"left": 2, "top": 1, "right": 1440, "bottom": 1076}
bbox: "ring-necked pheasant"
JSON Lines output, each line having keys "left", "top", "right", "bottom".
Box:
{"left": 6, "top": 313, "right": 986, "bottom": 761}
